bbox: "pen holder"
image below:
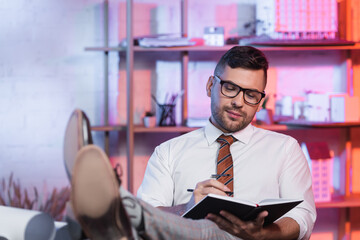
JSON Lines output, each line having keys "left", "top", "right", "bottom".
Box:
{"left": 157, "top": 104, "right": 176, "bottom": 126}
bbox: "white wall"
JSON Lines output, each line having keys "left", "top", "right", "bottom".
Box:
{"left": 0, "top": 0, "right": 120, "bottom": 191}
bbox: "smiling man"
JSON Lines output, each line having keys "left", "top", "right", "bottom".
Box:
{"left": 137, "top": 46, "right": 316, "bottom": 239}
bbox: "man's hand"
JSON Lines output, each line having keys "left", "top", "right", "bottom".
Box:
{"left": 158, "top": 179, "right": 231, "bottom": 215}
{"left": 206, "top": 210, "right": 269, "bottom": 240}
{"left": 206, "top": 212, "right": 300, "bottom": 240}
{"left": 190, "top": 179, "right": 231, "bottom": 204}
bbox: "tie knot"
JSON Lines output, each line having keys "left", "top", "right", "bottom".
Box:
{"left": 217, "top": 134, "right": 236, "bottom": 146}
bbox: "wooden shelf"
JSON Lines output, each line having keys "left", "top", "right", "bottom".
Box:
{"left": 135, "top": 124, "right": 288, "bottom": 132}
{"left": 92, "top": 120, "right": 360, "bottom": 132}
{"left": 255, "top": 124, "right": 288, "bottom": 131}
{"left": 134, "top": 126, "right": 198, "bottom": 133}
{"left": 316, "top": 195, "right": 360, "bottom": 208}
{"left": 278, "top": 120, "right": 360, "bottom": 129}
{"left": 85, "top": 43, "right": 360, "bottom": 53}
{"left": 92, "top": 121, "right": 360, "bottom": 133}
{"left": 91, "top": 125, "right": 126, "bottom": 131}
{"left": 91, "top": 123, "right": 288, "bottom": 133}
{"left": 91, "top": 125, "right": 198, "bottom": 132}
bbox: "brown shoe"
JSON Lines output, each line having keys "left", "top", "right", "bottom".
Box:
{"left": 71, "top": 145, "right": 133, "bottom": 240}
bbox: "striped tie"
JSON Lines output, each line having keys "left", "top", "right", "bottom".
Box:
{"left": 216, "top": 134, "right": 236, "bottom": 197}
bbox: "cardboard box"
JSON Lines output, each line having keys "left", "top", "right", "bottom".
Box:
{"left": 304, "top": 93, "right": 330, "bottom": 122}
{"left": 302, "top": 142, "right": 333, "bottom": 202}
{"left": 203, "top": 27, "right": 224, "bottom": 46}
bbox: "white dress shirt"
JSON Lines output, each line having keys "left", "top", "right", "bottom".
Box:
{"left": 137, "top": 120, "right": 316, "bottom": 239}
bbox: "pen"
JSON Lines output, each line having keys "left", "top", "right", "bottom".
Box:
{"left": 211, "top": 174, "right": 231, "bottom": 178}
{"left": 151, "top": 94, "right": 160, "bottom": 106}
{"left": 171, "top": 89, "right": 185, "bottom": 105}
{"left": 186, "top": 189, "right": 234, "bottom": 195}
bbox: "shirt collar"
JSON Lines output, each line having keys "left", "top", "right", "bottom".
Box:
{"left": 204, "top": 119, "right": 254, "bottom": 145}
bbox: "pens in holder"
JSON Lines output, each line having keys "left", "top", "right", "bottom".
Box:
{"left": 186, "top": 189, "right": 233, "bottom": 195}
{"left": 211, "top": 174, "right": 231, "bottom": 178}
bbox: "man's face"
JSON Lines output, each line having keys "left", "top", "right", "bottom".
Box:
{"left": 206, "top": 65, "right": 266, "bottom": 133}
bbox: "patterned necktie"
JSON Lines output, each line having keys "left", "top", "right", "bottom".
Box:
{"left": 216, "top": 134, "right": 236, "bottom": 197}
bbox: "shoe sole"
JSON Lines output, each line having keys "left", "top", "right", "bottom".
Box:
{"left": 64, "top": 109, "right": 90, "bottom": 181}
{"left": 71, "top": 145, "right": 132, "bottom": 240}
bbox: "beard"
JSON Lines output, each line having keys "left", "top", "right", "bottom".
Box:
{"left": 211, "top": 103, "right": 253, "bottom": 133}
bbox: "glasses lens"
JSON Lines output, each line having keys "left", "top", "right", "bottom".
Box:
{"left": 221, "top": 82, "right": 240, "bottom": 97}
{"left": 244, "top": 90, "right": 262, "bottom": 104}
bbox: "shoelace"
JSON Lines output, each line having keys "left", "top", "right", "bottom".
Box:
{"left": 113, "top": 163, "right": 122, "bottom": 186}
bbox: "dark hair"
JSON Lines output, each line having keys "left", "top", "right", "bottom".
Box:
{"left": 214, "top": 46, "right": 269, "bottom": 86}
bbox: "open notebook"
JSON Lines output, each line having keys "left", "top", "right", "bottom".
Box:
{"left": 182, "top": 194, "right": 303, "bottom": 226}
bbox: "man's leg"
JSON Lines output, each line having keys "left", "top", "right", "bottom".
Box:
{"left": 71, "top": 145, "right": 238, "bottom": 240}
{"left": 118, "top": 186, "right": 238, "bottom": 240}
{"left": 137, "top": 197, "right": 238, "bottom": 240}
{"left": 71, "top": 145, "right": 133, "bottom": 239}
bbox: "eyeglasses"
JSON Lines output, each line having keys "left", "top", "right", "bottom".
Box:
{"left": 214, "top": 75, "right": 265, "bottom": 105}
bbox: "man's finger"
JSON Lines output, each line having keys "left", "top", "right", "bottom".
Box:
{"left": 219, "top": 210, "right": 244, "bottom": 224}
{"left": 198, "top": 179, "right": 231, "bottom": 191}
{"left": 194, "top": 179, "right": 231, "bottom": 195}
{"left": 254, "top": 210, "right": 268, "bottom": 226}
{"left": 206, "top": 213, "right": 232, "bottom": 231}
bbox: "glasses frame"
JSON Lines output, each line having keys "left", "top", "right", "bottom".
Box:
{"left": 214, "top": 75, "right": 266, "bottom": 105}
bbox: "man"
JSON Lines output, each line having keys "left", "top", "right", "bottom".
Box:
{"left": 137, "top": 46, "right": 316, "bottom": 239}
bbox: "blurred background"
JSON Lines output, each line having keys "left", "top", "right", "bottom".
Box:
{"left": 1, "top": 0, "right": 360, "bottom": 238}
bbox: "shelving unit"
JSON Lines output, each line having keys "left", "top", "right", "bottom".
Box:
{"left": 86, "top": 43, "right": 360, "bottom": 52}
{"left": 88, "top": 0, "right": 360, "bottom": 238}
